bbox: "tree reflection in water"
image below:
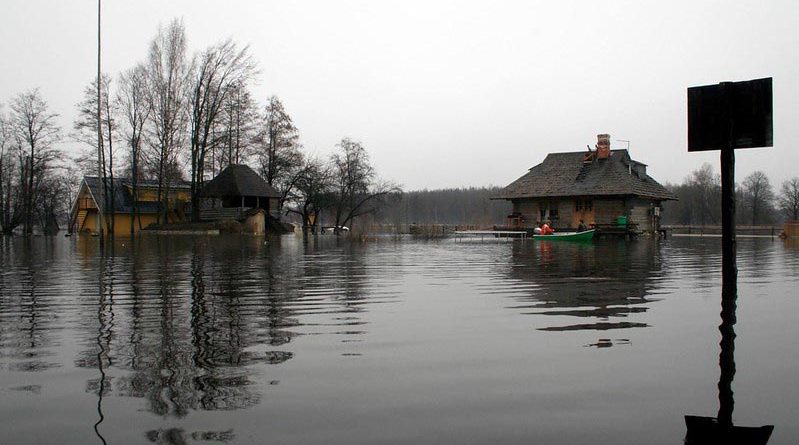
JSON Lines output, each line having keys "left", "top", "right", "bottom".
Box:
{"left": 144, "top": 427, "right": 236, "bottom": 444}
{"left": 1, "top": 235, "right": 392, "bottom": 441}
{"left": 73, "top": 236, "right": 303, "bottom": 422}
{"left": 0, "top": 238, "right": 62, "bottom": 373}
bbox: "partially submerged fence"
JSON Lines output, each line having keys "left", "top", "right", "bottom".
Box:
{"left": 663, "top": 224, "right": 782, "bottom": 237}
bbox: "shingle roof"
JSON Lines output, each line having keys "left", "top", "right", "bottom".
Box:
{"left": 495, "top": 150, "right": 676, "bottom": 200}
{"left": 200, "top": 164, "right": 281, "bottom": 199}
{"left": 83, "top": 177, "right": 191, "bottom": 213}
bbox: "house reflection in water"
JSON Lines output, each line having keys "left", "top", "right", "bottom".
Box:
{"left": 503, "top": 240, "right": 664, "bottom": 342}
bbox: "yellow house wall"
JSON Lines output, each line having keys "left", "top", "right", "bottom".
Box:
{"left": 73, "top": 181, "right": 190, "bottom": 236}
{"left": 133, "top": 187, "right": 190, "bottom": 203}
{"left": 79, "top": 211, "right": 161, "bottom": 236}
{"left": 74, "top": 186, "right": 98, "bottom": 211}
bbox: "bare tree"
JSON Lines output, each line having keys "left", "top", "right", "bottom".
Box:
{"left": 690, "top": 163, "right": 721, "bottom": 225}
{"left": 741, "top": 170, "right": 775, "bottom": 225}
{"left": 144, "top": 18, "right": 190, "bottom": 224}
{"left": 74, "top": 74, "right": 118, "bottom": 235}
{"left": 778, "top": 177, "right": 799, "bottom": 221}
{"left": 213, "top": 82, "right": 258, "bottom": 174}
{"left": 34, "top": 170, "right": 72, "bottom": 234}
{"left": 0, "top": 107, "right": 23, "bottom": 234}
{"left": 662, "top": 164, "right": 722, "bottom": 225}
{"left": 330, "top": 138, "right": 401, "bottom": 232}
{"left": 255, "top": 96, "right": 303, "bottom": 209}
{"left": 117, "top": 64, "right": 151, "bottom": 233}
{"left": 286, "top": 156, "right": 334, "bottom": 234}
{"left": 9, "top": 89, "right": 62, "bottom": 235}
{"left": 188, "top": 39, "right": 256, "bottom": 222}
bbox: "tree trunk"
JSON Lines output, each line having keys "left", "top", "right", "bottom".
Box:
{"left": 25, "top": 155, "right": 34, "bottom": 235}
{"left": 130, "top": 152, "right": 137, "bottom": 235}
{"left": 107, "top": 112, "right": 115, "bottom": 238}
{"left": 0, "top": 158, "right": 4, "bottom": 233}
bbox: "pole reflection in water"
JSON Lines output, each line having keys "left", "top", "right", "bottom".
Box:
{"left": 684, "top": 256, "right": 774, "bottom": 444}
{"left": 93, "top": 246, "right": 113, "bottom": 445}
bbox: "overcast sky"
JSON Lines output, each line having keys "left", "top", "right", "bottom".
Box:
{"left": 2, "top": 0, "right": 797, "bottom": 190}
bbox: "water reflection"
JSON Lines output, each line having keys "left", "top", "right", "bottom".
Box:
{"left": 0, "top": 238, "right": 62, "bottom": 373}
{"left": 684, "top": 251, "right": 774, "bottom": 444}
{"left": 55, "top": 235, "right": 383, "bottom": 436}
{"left": 145, "top": 427, "right": 235, "bottom": 444}
{"left": 72, "top": 237, "right": 286, "bottom": 418}
{"left": 503, "top": 240, "right": 664, "bottom": 334}
{"left": 1, "top": 235, "right": 795, "bottom": 444}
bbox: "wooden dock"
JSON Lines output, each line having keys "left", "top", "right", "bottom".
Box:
{"left": 454, "top": 230, "right": 528, "bottom": 240}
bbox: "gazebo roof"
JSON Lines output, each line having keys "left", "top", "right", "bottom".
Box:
{"left": 201, "top": 164, "right": 281, "bottom": 199}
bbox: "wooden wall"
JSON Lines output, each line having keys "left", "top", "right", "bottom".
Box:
{"left": 785, "top": 221, "right": 799, "bottom": 238}
{"left": 511, "top": 196, "right": 666, "bottom": 234}
{"left": 513, "top": 200, "right": 538, "bottom": 226}
{"left": 628, "top": 198, "right": 654, "bottom": 232}
{"left": 592, "top": 199, "right": 625, "bottom": 225}
{"left": 514, "top": 198, "right": 604, "bottom": 229}
{"left": 556, "top": 201, "right": 574, "bottom": 229}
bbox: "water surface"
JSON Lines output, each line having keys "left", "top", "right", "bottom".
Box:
{"left": 0, "top": 235, "right": 797, "bottom": 444}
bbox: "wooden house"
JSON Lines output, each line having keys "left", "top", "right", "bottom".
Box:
{"left": 199, "top": 164, "right": 282, "bottom": 221}
{"left": 494, "top": 134, "right": 676, "bottom": 235}
{"left": 70, "top": 177, "right": 191, "bottom": 235}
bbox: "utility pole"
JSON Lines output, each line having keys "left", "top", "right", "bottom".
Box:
{"left": 96, "top": 0, "right": 105, "bottom": 244}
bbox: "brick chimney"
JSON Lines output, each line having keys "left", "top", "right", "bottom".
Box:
{"left": 596, "top": 134, "right": 610, "bottom": 159}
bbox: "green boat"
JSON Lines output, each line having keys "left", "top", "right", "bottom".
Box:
{"left": 533, "top": 229, "right": 595, "bottom": 242}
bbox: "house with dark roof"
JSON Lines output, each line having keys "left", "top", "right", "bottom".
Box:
{"left": 200, "top": 164, "right": 282, "bottom": 220}
{"left": 70, "top": 177, "right": 191, "bottom": 235}
{"left": 495, "top": 134, "right": 676, "bottom": 235}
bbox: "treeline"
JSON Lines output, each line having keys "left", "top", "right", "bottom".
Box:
{"left": 1, "top": 18, "right": 398, "bottom": 236}
{"left": 375, "top": 187, "right": 511, "bottom": 226}
{"left": 662, "top": 163, "right": 799, "bottom": 225}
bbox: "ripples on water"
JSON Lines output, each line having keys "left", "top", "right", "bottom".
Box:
{"left": 0, "top": 235, "right": 797, "bottom": 444}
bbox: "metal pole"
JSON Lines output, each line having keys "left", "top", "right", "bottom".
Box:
{"left": 718, "top": 145, "right": 736, "bottom": 429}
{"left": 717, "top": 82, "right": 737, "bottom": 428}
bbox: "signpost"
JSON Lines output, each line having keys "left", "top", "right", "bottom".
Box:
{"left": 685, "top": 78, "right": 773, "bottom": 444}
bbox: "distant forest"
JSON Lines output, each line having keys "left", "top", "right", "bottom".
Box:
{"left": 375, "top": 187, "right": 511, "bottom": 226}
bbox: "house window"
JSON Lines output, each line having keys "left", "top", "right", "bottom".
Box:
{"left": 576, "top": 199, "right": 593, "bottom": 212}
{"left": 539, "top": 202, "right": 559, "bottom": 221}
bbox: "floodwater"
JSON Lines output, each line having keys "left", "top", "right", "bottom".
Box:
{"left": 0, "top": 234, "right": 797, "bottom": 444}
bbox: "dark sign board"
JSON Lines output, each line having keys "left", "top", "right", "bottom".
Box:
{"left": 687, "top": 77, "right": 772, "bottom": 151}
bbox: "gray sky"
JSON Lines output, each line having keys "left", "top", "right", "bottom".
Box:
{"left": 2, "top": 0, "right": 797, "bottom": 190}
